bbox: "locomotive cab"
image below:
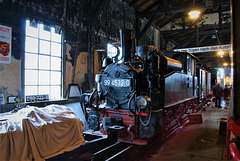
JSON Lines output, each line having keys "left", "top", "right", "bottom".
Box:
{"left": 162, "top": 51, "right": 198, "bottom": 107}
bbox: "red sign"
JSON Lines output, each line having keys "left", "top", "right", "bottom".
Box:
{"left": 0, "top": 25, "right": 11, "bottom": 64}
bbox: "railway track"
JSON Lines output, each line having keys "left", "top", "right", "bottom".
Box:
{"left": 48, "top": 112, "right": 190, "bottom": 161}
{"left": 93, "top": 142, "right": 133, "bottom": 161}
{"left": 111, "top": 115, "right": 190, "bottom": 161}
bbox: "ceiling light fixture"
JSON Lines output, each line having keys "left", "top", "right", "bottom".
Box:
{"left": 188, "top": 10, "right": 200, "bottom": 18}
{"left": 188, "top": 0, "right": 200, "bottom": 18}
{"left": 211, "top": 35, "right": 216, "bottom": 39}
{"left": 223, "top": 63, "right": 228, "bottom": 66}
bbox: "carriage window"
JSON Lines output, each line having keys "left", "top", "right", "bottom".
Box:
{"left": 187, "top": 56, "right": 192, "bottom": 75}
{"left": 24, "top": 19, "right": 62, "bottom": 100}
{"left": 187, "top": 55, "right": 195, "bottom": 76}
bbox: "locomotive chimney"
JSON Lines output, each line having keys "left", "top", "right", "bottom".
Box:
{"left": 120, "top": 29, "right": 132, "bottom": 62}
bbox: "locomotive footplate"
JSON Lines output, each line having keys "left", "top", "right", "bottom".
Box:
{"left": 99, "top": 108, "right": 149, "bottom": 145}
{"left": 118, "top": 137, "right": 148, "bottom": 145}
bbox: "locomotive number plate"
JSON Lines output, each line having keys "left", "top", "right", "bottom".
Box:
{"left": 103, "top": 79, "right": 131, "bottom": 87}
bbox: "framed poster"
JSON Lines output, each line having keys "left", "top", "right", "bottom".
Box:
{"left": 0, "top": 24, "right": 12, "bottom": 64}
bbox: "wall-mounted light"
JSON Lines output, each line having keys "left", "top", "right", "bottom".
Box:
{"left": 225, "top": 76, "right": 230, "bottom": 84}
{"left": 211, "top": 35, "right": 216, "bottom": 39}
{"left": 223, "top": 63, "right": 228, "bottom": 66}
{"left": 218, "top": 50, "right": 224, "bottom": 56}
{"left": 188, "top": 10, "right": 200, "bottom": 18}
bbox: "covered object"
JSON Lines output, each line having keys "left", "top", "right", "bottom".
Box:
{"left": 0, "top": 104, "right": 85, "bottom": 161}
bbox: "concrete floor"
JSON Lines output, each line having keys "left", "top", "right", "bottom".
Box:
{"left": 146, "top": 105, "right": 233, "bottom": 161}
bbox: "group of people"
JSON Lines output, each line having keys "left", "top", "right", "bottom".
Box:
{"left": 213, "top": 83, "right": 231, "bottom": 108}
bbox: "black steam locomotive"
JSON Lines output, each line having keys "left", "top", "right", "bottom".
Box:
{"left": 82, "top": 29, "right": 206, "bottom": 145}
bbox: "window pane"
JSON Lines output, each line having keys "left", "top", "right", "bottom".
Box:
{"left": 39, "top": 86, "right": 49, "bottom": 95}
{"left": 40, "top": 40, "right": 50, "bottom": 55}
{"left": 39, "top": 24, "right": 50, "bottom": 40}
{"left": 25, "top": 20, "right": 62, "bottom": 99}
{"left": 25, "top": 53, "right": 38, "bottom": 69}
{"left": 39, "top": 71, "right": 50, "bottom": 85}
{"left": 51, "top": 27, "right": 61, "bottom": 43}
{"left": 25, "top": 37, "right": 38, "bottom": 53}
{"left": 51, "top": 57, "right": 61, "bottom": 71}
{"left": 26, "top": 20, "right": 38, "bottom": 38}
{"left": 25, "top": 86, "right": 38, "bottom": 96}
{"left": 25, "top": 70, "right": 38, "bottom": 85}
{"left": 39, "top": 55, "right": 50, "bottom": 70}
{"left": 51, "top": 42, "right": 61, "bottom": 57}
{"left": 51, "top": 86, "right": 61, "bottom": 99}
{"left": 51, "top": 71, "right": 61, "bottom": 85}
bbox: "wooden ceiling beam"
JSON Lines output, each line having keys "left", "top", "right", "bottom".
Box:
{"left": 196, "top": 54, "right": 218, "bottom": 58}
{"left": 169, "top": 39, "right": 180, "bottom": 46}
{"left": 199, "top": 34, "right": 209, "bottom": 44}
{"left": 129, "top": 0, "right": 139, "bottom": 7}
{"left": 197, "top": 57, "right": 217, "bottom": 63}
{"left": 138, "top": 1, "right": 229, "bottom": 18}
{"left": 92, "top": 0, "right": 108, "bottom": 23}
{"left": 137, "top": 2, "right": 164, "bottom": 40}
{"left": 156, "top": 13, "right": 180, "bottom": 28}
{"left": 162, "top": 23, "right": 230, "bottom": 34}
{"left": 137, "top": 16, "right": 158, "bottom": 39}
{"left": 136, "top": 0, "right": 152, "bottom": 11}
{"left": 175, "top": 34, "right": 195, "bottom": 48}
{"left": 142, "top": 0, "right": 162, "bottom": 12}
{"left": 200, "top": 29, "right": 230, "bottom": 35}
{"left": 154, "top": 16, "right": 165, "bottom": 25}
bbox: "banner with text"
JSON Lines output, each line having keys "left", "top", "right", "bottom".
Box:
{"left": 0, "top": 24, "right": 12, "bottom": 64}
{"left": 174, "top": 44, "right": 231, "bottom": 53}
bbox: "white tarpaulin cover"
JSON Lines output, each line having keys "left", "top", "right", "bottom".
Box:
{"left": 0, "top": 104, "right": 85, "bottom": 161}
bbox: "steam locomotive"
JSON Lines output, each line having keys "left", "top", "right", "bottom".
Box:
{"left": 82, "top": 29, "right": 209, "bottom": 145}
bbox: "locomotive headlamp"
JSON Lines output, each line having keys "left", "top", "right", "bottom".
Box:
{"left": 136, "top": 96, "right": 151, "bottom": 109}
{"left": 107, "top": 44, "right": 120, "bottom": 58}
{"left": 80, "top": 93, "right": 90, "bottom": 104}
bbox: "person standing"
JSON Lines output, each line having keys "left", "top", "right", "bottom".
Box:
{"left": 224, "top": 85, "right": 230, "bottom": 107}
{"left": 213, "top": 83, "right": 223, "bottom": 108}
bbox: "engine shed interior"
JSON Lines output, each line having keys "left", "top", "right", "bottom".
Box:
{"left": 0, "top": 0, "right": 239, "bottom": 161}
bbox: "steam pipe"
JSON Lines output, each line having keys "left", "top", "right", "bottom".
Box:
{"left": 128, "top": 91, "right": 136, "bottom": 114}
